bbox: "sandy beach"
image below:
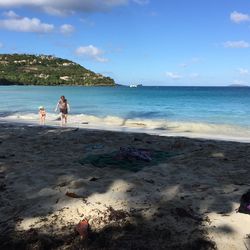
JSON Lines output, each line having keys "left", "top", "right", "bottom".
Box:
{"left": 0, "top": 122, "right": 250, "bottom": 249}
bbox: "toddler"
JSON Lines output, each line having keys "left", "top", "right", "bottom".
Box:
{"left": 39, "top": 106, "right": 46, "bottom": 125}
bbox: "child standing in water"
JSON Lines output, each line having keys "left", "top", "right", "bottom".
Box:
{"left": 55, "top": 96, "right": 70, "bottom": 126}
{"left": 39, "top": 106, "right": 46, "bottom": 125}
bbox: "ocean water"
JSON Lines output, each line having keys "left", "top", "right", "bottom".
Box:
{"left": 1, "top": 85, "right": 250, "bottom": 141}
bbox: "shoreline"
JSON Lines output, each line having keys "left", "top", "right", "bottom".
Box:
{"left": 0, "top": 122, "right": 250, "bottom": 249}
{"left": 1, "top": 117, "right": 250, "bottom": 144}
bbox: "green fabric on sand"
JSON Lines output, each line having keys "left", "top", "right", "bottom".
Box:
{"left": 79, "top": 150, "right": 178, "bottom": 172}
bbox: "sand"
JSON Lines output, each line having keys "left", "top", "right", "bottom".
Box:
{"left": 0, "top": 122, "right": 250, "bottom": 249}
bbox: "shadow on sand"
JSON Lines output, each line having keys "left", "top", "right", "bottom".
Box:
{"left": 0, "top": 124, "right": 249, "bottom": 249}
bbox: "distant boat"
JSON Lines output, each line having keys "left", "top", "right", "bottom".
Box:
{"left": 129, "top": 84, "right": 143, "bottom": 88}
{"left": 129, "top": 84, "right": 137, "bottom": 88}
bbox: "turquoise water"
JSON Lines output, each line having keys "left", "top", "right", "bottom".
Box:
{"left": 1, "top": 85, "right": 250, "bottom": 139}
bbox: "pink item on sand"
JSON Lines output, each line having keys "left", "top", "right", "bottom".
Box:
{"left": 75, "top": 219, "right": 89, "bottom": 239}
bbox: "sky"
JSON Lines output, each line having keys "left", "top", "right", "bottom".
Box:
{"left": 0, "top": 0, "right": 249, "bottom": 86}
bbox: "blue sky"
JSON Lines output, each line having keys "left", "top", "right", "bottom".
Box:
{"left": 0, "top": 0, "right": 249, "bottom": 86}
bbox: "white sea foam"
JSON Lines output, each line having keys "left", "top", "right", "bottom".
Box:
{"left": 1, "top": 112, "right": 250, "bottom": 142}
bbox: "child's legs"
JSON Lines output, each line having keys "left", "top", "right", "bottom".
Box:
{"left": 39, "top": 115, "right": 43, "bottom": 124}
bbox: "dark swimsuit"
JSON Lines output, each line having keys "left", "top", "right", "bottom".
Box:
{"left": 59, "top": 101, "right": 68, "bottom": 114}
{"left": 60, "top": 108, "right": 68, "bottom": 114}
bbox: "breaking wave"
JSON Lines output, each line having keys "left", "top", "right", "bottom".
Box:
{"left": 1, "top": 112, "right": 250, "bottom": 142}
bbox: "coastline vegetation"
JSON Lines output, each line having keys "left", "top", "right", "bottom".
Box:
{"left": 0, "top": 53, "right": 115, "bottom": 86}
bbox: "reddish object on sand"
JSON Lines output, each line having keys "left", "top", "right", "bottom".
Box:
{"left": 75, "top": 219, "right": 89, "bottom": 239}
{"left": 65, "top": 192, "right": 81, "bottom": 198}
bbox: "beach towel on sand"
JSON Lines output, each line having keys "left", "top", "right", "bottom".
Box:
{"left": 79, "top": 147, "right": 178, "bottom": 172}
{"left": 118, "top": 147, "right": 152, "bottom": 162}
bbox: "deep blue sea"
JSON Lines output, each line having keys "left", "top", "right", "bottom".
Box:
{"left": 1, "top": 85, "right": 250, "bottom": 141}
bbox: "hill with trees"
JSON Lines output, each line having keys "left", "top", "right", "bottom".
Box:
{"left": 0, "top": 54, "right": 115, "bottom": 86}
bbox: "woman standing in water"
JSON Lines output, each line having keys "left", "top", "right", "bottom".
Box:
{"left": 55, "top": 96, "right": 70, "bottom": 126}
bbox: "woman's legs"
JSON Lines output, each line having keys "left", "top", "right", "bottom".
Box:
{"left": 60, "top": 113, "right": 64, "bottom": 126}
{"left": 60, "top": 113, "right": 67, "bottom": 126}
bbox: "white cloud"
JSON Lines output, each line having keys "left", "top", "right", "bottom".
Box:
{"left": 42, "top": 6, "right": 70, "bottom": 16}
{"left": 1, "top": 12, "right": 77, "bottom": 34}
{"left": 223, "top": 40, "right": 250, "bottom": 48}
{"left": 166, "top": 72, "right": 182, "bottom": 79}
{"left": 75, "top": 45, "right": 108, "bottom": 62}
{"left": 0, "top": 42, "right": 3, "bottom": 48}
{"left": 3, "top": 10, "right": 20, "bottom": 19}
{"left": 238, "top": 68, "right": 249, "bottom": 75}
{"left": 0, "top": 11, "right": 54, "bottom": 33}
{"left": 230, "top": 11, "right": 250, "bottom": 23}
{"left": 0, "top": 16, "right": 54, "bottom": 33}
{"left": 0, "top": 0, "right": 129, "bottom": 15}
{"left": 60, "top": 24, "right": 75, "bottom": 35}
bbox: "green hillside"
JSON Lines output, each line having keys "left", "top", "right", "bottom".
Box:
{"left": 0, "top": 54, "right": 115, "bottom": 86}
